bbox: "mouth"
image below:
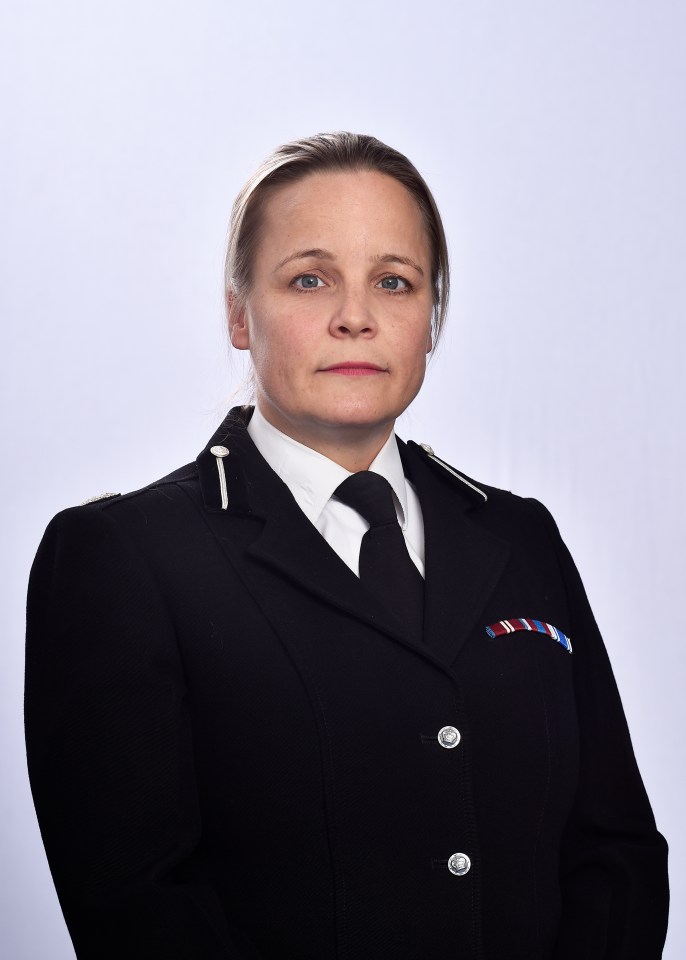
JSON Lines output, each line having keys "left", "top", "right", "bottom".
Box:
{"left": 319, "top": 362, "right": 387, "bottom": 376}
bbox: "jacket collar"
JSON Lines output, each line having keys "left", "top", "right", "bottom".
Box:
{"left": 196, "top": 407, "right": 510, "bottom": 667}
{"left": 196, "top": 405, "right": 266, "bottom": 516}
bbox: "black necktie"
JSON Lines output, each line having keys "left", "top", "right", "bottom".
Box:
{"left": 334, "top": 471, "right": 424, "bottom": 640}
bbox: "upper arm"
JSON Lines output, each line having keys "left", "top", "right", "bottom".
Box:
{"left": 25, "top": 504, "right": 198, "bottom": 893}
{"left": 526, "top": 498, "right": 669, "bottom": 958}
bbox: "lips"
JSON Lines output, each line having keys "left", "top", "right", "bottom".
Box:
{"left": 319, "top": 362, "right": 387, "bottom": 376}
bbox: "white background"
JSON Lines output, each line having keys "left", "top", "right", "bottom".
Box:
{"left": 2, "top": 1, "right": 684, "bottom": 956}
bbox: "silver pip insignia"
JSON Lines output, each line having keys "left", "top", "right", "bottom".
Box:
{"left": 79, "top": 492, "right": 121, "bottom": 505}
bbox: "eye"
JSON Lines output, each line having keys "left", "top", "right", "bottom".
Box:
{"left": 293, "top": 274, "right": 326, "bottom": 290}
{"left": 378, "top": 276, "right": 410, "bottom": 292}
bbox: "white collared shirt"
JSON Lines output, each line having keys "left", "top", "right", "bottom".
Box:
{"left": 247, "top": 405, "right": 425, "bottom": 577}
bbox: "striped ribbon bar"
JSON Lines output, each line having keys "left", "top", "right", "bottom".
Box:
{"left": 485, "top": 618, "right": 573, "bottom": 654}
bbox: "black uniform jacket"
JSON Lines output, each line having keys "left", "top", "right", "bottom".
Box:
{"left": 25, "top": 406, "right": 669, "bottom": 960}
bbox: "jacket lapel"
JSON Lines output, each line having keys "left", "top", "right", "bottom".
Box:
{"left": 401, "top": 441, "right": 511, "bottom": 666}
{"left": 196, "top": 408, "right": 426, "bottom": 654}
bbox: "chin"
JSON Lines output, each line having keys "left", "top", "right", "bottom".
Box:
{"left": 327, "top": 389, "right": 414, "bottom": 425}
{"left": 317, "top": 402, "right": 401, "bottom": 432}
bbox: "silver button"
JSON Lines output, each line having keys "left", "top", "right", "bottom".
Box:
{"left": 210, "top": 445, "right": 230, "bottom": 458}
{"left": 437, "top": 725, "right": 461, "bottom": 749}
{"left": 419, "top": 442, "right": 435, "bottom": 455}
{"left": 448, "top": 852, "right": 471, "bottom": 876}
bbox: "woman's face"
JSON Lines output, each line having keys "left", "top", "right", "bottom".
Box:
{"left": 229, "top": 169, "right": 434, "bottom": 457}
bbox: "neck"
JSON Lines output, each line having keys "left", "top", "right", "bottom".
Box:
{"left": 255, "top": 405, "right": 395, "bottom": 472}
{"left": 308, "top": 428, "right": 394, "bottom": 472}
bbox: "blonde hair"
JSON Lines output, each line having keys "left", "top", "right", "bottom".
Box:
{"left": 225, "top": 132, "right": 450, "bottom": 345}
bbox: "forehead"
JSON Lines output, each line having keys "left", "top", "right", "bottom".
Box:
{"left": 257, "top": 169, "right": 429, "bottom": 260}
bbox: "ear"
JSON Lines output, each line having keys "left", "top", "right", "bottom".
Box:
{"left": 227, "top": 289, "right": 250, "bottom": 351}
{"left": 426, "top": 326, "right": 433, "bottom": 354}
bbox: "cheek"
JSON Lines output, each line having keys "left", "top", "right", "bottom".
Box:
{"left": 246, "top": 306, "right": 283, "bottom": 366}
{"left": 398, "top": 317, "right": 433, "bottom": 368}
{"left": 248, "top": 312, "right": 311, "bottom": 383}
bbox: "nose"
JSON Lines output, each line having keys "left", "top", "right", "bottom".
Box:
{"left": 328, "top": 288, "right": 377, "bottom": 339}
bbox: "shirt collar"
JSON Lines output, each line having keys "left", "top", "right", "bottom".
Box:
{"left": 247, "top": 405, "right": 409, "bottom": 529}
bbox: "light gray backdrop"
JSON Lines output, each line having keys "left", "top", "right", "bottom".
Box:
{"left": 2, "top": 1, "right": 683, "bottom": 956}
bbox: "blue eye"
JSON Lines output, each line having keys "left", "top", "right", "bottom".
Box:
{"left": 378, "top": 276, "right": 409, "bottom": 291}
{"left": 294, "top": 274, "right": 325, "bottom": 289}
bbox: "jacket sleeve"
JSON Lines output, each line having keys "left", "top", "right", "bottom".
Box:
{"left": 527, "top": 499, "right": 669, "bottom": 959}
{"left": 24, "top": 505, "right": 263, "bottom": 960}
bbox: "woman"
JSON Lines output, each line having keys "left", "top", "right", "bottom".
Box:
{"left": 25, "top": 132, "right": 669, "bottom": 959}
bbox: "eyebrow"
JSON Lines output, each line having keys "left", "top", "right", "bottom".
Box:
{"left": 373, "top": 253, "right": 425, "bottom": 277}
{"left": 274, "top": 249, "right": 335, "bottom": 272}
{"left": 274, "top": 249, "right": 425, "bottom": 277}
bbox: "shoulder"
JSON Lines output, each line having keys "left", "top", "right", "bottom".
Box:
{"left": 37, "top": 460, "right": 202, "bottom": 562}
{"left": 36, "top": 405, "right": 255, "bottom": 558}
{"left": 28, "top": 461, "right": 208, "bottom": 621}
{"left": 406, "top": 439, "right": 558, "bottom": 522}
{"left": 75, "top": 460, "right": 198, "bottom": 512}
